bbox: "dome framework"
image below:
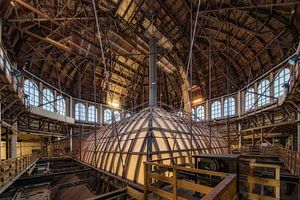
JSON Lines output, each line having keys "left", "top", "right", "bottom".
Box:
{"left": 81, "top": 107, "right": 228, "bottom": 184}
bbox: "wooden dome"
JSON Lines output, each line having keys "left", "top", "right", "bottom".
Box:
{"left": 81, "top": 107, "right": 228, "bottom": 184}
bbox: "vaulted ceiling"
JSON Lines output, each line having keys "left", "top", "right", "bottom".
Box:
{"left": 1, "top": 0, "right": 299, "bottom": 109}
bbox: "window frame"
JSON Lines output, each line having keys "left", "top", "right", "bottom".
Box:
{"left": 257, "top": 79, "right": 270, "bottom": 106}
{"left": 88, "top": 105, "right": 97, "bottom": 122}
{"left": 104, "top": 108, "right": 112, "bottom": 124}
{"left": 75, "top": 103, "right": 86, "bottom": 121}
{"left": 113, "top": 110, "right": 121, "bottom": 122}
{"left": 274, "top": 68, "right": 290, "bottom": 98}
{"left": 196, "top": 105, "right": 205, "bottom": 121}
{"left": 42, "top": 88, "right": 54, "bottom": 112}
{"left": 56, "top": 95, "right": 66, "bottom": 116}
{"left": 211, "top": 100, "right": 221, "bottom": 119}
{"left": 24, "top": 79, "right": 39, "bottom": 106}
{"left": 245, "top": 87, "right": 255, "bottom": 111}
{"left": 224, "top": 97, "right": 235, "bottom": 117}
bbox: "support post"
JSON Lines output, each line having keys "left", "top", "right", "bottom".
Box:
{"left": 69, "top": 96, "right": 73, "bottom": 117}
{"left": 298, "top": 112, "right": 300, "bottom": 152}
{"left": 5, "top": 128, "right": 9, "bottom": 159}
{"left": 99, "top": 104, "right": 103, "bottom": 125}
{"left": 147, "top": 37, "right": 157, "bottom": 162}
{"left": 0, "top": 18, "right": 2, "bottom": 43}
{"left": 238, "top": 122, "right": 242, "bottom": 149}
{"left": 11, "top": 131, "right": 17, "bottom": 159}
{"left": 149, "top": 37, "right": 157, "bottom": 107}
{"left": 39, "top": 81, "right": 43, "bottom": 107}
{"left": 0, "top": 93, "right": 1, "bottom": 160}
{"left": 70, "top": 127, "right": 73, "bottom": 154}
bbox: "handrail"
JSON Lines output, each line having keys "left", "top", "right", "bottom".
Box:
{"left": 261, "top": 147, "right": 300, "bottom": 178}
{"left": 0, "top": 154, "right": 39, "bottom": 193}
{"left": 144, "top": 161, "right": 237, "bottom": 200}
{"left": 247, "top": 162, "right": 280, "bottom": 200}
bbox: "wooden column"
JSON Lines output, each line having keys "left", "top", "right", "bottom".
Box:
{"left": 298, "top": 112, "right": 300, "bottom": 152}
{"left": 69, "top": 127, "right": 73, "bottom": 154}
{"left": 0, "top": 18, "right": 2, "bottom": 43}
{"left": 0, "top": 92, "right": 1, "bottom": 160}
{"left": 69, "top": 96, "right": 73, "bottom": 118}
{"left": 237, "top": 91, "right": 241, "bottom": 117}
{"left": 99, "top": 104, "right": 103, "bottom": 125}
{"left": 39, "top": 81, "right": 43, "bottom": 107}
{"left": 53, "top": 90, "right": 57, "bottom": 113}
{"left": 5, "top": 128, "right": 9, "bottom": 159}
{"left": 269, "top": 72, "right": 274, "bottom": 99}
{"left": 206, "top": 100, "right": 210, "bottom": 121}
{"left": 254, "top": 82, "right": 258, "bottom": 110}
{"left": 11, "top": 130, "right": 17, "bottom": 159}
{"left": 238, "top": 122, "right": 242, "bottom": 149}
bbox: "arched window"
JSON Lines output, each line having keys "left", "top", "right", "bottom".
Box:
{"left": 191, "top": 108, "right": 196, "bottom": 120}
{"left": 56, "top": 95, "right": 66, "bottom": 116}
{"left": 125, "top": 113, "right": 131, "bottom": 118}
{"left": 75, "top": 103, "right": 86, "bottom": 121}
{"left": 196, "top": 105, "right": 205, "bottom": 120}
{"left": 245, "top": 87, "right": 255, "bottom": 111}
{"left": 104, "top": 109, "right": 112, "bottom": 124}
{"left": 178, "top": 111, "right": 183, "bottom": 118}
{"left": 43, "top": 88, "right": 54, "bottom": 112}
{"left": 88, "top": 105, "right": 97, "bottom": 122}
{"left": 258, "top": 79, "right": 270, "bottom": 106}
{"left": 274, "top": 68, "right": 290, "bottom": 97}
{"left": 211, "top": 101, "right": 221, "bottom": 119}
{"left": 113, "top": 110, "right": 121, "bottom": 122}
{"left": 224, "top": 97, "right": 235, "bottom": 116}
{"left": 24, "top": 79, "right": 39, "bottom": 106}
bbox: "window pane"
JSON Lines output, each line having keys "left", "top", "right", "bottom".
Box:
{"left": 224, "top": 97, "right": 235, "bottom": 116}
{"left": 24, "top": 79, "right": 39, "bottom": 106}
{"left": 104, "top": 109, "right": 112, "bottom": 124}
{"left": 211, "top": 101, "right": 221, "bottom": 119}
{"left": 178, "top": 111, "right": 183, "bottom": 118}
{"left": 245, "top": 88, "right": 255, "bottom": 111}
{"left": 88, "top": 105, "right": 97, "bottom": 122}
{"left": 57, "top": 95, "right": 66, "bottom": 116}
{"left": 75, "top": 103, "right": 86, "bottom": 121}
{"left": 196, "top": 105, "right": 205, "bottom": 120}
{"left": 113, "top": 111, "right": 121, "bottom": 122}
{"left": 274, "top": 68, "right": 290, "bottom": 97}
{"left": 43, "top": 88, "right": 54, "bottom": 112}
{"left": 258, "top": 80, "right": 270, "bottom": 106}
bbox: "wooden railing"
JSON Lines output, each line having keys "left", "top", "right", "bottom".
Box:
{"left": 247, "top": 162, "right": 280, "bottom": 200}
{"left": 144, "top": 161, "right": 237, "bottom": 200}
{"left": 235, "top": 146, "right": 300, "bottom": 179}
{"left": 0, "top": 154, "right": 38, "bottom": 188}
{"left": 272, "top": 147, "right": 300, "bottom": 178}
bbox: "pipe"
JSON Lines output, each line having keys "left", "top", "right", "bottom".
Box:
{"left": 149, "top": 37, "right": 157, "bottom": 107}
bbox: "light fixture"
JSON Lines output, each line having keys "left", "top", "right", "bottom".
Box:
{"left": 109, "top": 100, "right": 119, "bottom": 108}
{"left": 193, "top": 98, "right": 203, "bottom": 104}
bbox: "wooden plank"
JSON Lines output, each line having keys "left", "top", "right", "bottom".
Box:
{"left": 148, "top": 186, "right": 173, "bottom": 200}
{"left": 175, "top": 166, "right": 228, "bottom": 177}
{"left": 148, "top": 172, "right": 174, "bottom": 184}
{"left": 250, "top": 162, "right": 280, "bottom": 169}
{"left": 127, "top": 186, "right": 144, "bottom": 200}
{"left": 177, "top": 179, "right": 213, "bottom": 194}
{"left": 275, "top": 168, "right": 280, "bottom": 198}
{"left": 173, "top": 167, "right": 177, "bottom": 200}
{"left": 144, "top": 162, "right": 174, "bottom": 169}
{"left": 248, "top": 176, "right": 280, "bottom": 187}
{"left": 248, "top": 192, "right": 279, "bottom": 200}
{"left": 201, "top": 174, "right": 237, "bottom": 200}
